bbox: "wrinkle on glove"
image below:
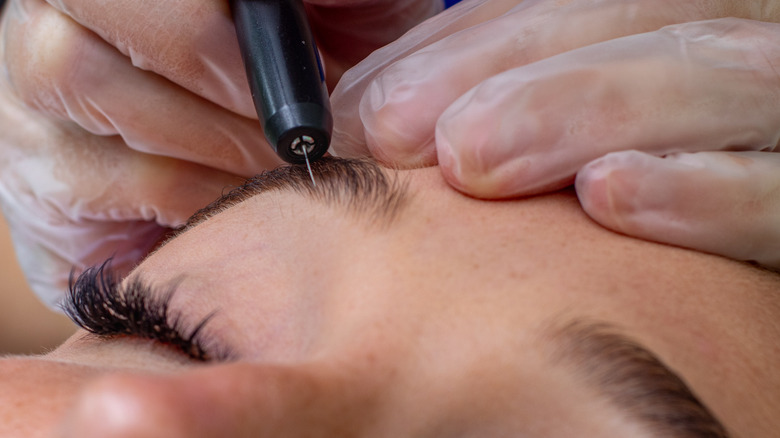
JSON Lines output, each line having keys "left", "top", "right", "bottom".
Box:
{"left": 0, "top": 77, "right": 243, "bottom": 308}
{"left": 1, "top": 196, "right": 166, "bottom": 308}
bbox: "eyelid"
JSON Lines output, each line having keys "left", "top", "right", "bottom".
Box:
{"left": 62, "top": 260, "right": 234, "bottom": 362}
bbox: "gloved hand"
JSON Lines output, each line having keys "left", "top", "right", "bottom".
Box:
{"left": 0, "top": 0, "right": 441, "bottom": 307}
{"left": 330, "top": 0, "right": 780, "bottom": 269}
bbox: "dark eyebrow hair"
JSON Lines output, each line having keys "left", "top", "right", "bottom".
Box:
{"left": 180, "top": 157, "right": 410, "bottom": 234}
{"left": 543, "top": 320, "right": 730, "bottom": 438}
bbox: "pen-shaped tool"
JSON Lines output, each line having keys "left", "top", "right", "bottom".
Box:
{"left": 230, "top": 0, "right": 332, "bottom": 184}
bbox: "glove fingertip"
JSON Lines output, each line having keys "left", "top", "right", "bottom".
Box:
{"left": 358, "top": 82, "right": 440, "bottom": 168}
{"left": 576, "top": 151, "right": 731, "bottom": 256}
{"left": 575, "top": 153, "right": 657, "bottom": 235}
{"left": 435, "top": 101, "right": 513, "bottom": 197}
{"left": 576, "top": 161, "right": 625, "bottom": 233}
{"left": 437, "top": 129, "right": 548, "bottom": 199}
{"left": 575, "top": 167, "right": 611, "bottom": 222}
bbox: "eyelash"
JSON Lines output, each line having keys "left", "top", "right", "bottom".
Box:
{"left": 62, "top": 260, "right": 231, "bottom": 362}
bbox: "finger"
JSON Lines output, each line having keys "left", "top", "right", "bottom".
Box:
{"left": 330, "top": 0, "right": 518, "bottom": 160}
{"left": 576, "top": 150, "right": 780, "bottom": 268}
{"left": 4, "top": 0, "right": 282, "bottom": 177}
{"left": 59, "top": 363, "right": 376, "bottom": 437}
{"left": 0, "top": 78, "right": 244, "bottom": 306}
{"left": 437, "top": 18, "right": 780, "bottom": 198}
{"left": 343, "top": 0, "right": 779, "bottom": 167}
{"left": 42, "top": 0, "right": 437, "bottom": 118}
{"left": 43, "top": 0, "right": 254, "bottom": 117}
{"left": 1, "top": 140, "right": 243, "bottom": 307}
{"left": 2, "top": 134, "right": 243, "bottom": 307}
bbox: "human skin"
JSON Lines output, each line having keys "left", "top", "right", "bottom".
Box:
{"left": 1, "top": 160, "right": 778, "bottom": 437}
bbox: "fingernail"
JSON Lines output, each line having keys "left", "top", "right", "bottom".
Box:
{"left": 577, "top": 155, "right": 638, "bottom": 232}
{"left": 435, "top": 90, "right": 545, "bottom": 197}
{"left": 365, "top": 77, "right": 388, "bottom": 113}
{"left": 436, "top": 128, "right": 465, "bottom": 192}
{"left": 360, "top": 74, "right": 438, "bottom": 166}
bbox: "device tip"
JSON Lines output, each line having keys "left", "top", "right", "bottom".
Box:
{"left": 300, "top": 141, "right": 316, "bottom": 187}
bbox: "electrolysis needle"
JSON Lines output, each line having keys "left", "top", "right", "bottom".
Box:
{"left": 290, "top": 135, "right": 317, "bottom": 186}
{"left": 301, "top": 141, "right": 316, "bottom": 187}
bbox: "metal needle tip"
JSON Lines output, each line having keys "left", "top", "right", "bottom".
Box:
{"left": 301, "top": 143, "right": 316, "bottom": 187}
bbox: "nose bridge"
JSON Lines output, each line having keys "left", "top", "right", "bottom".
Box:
{"left": 0, "top": 357, "right": 95, "bottom": 437}
{"left": 56, "top": 360, "right": 387, "bottom": 438}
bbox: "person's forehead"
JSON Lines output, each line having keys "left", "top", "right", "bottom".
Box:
{"left": 128, "top": 161, "right": 780, "bottom": 434}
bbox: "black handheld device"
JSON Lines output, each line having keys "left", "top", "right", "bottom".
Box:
{"left": 230, "top": 0, "right": 332, "bottom": 165}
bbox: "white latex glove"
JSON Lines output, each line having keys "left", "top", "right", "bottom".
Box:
{"left": 577, "top": 151, "right": 780, "bottom": 269}
{"left": 331, "top": 0, "right": 780, "bottom": 268}
{"left": 0, "top": 0, "right": 441, "bottom": 308}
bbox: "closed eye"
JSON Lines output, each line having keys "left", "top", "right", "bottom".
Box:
{"left": 61, "top": 259, "right": 232, "bottom": 362}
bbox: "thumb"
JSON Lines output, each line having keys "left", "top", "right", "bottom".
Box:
{"left": 576, "top": 150, "right": 780, "bottom": 268}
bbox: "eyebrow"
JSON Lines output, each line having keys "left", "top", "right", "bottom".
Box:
{"left": 543, "top": 320, "right": 730, "bottom": 438}
{"left": 180, "top": 157, "right": 410, "bottom": 233}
